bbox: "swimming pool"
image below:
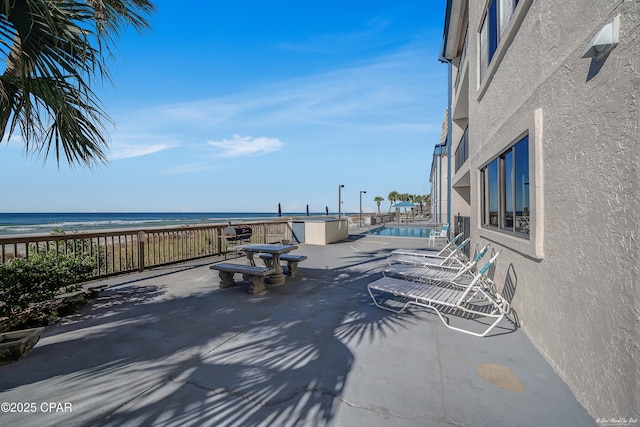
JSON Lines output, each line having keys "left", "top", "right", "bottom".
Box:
{"left": 363, "top": 226, "right": 436, "bottom": 238}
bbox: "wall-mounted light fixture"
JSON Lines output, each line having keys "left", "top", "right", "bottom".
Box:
{"left": 582, "top": 15, "right": 620, "bottom": 61}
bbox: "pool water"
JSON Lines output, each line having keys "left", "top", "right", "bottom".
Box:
{"left": 363, "top": 226, "right": 435, "bottom": 238}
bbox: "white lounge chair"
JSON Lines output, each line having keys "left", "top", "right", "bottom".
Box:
{"left": 429, "top": 224, "right": 449, "bottom": 246}
{"left": 383, "top": 245, "right": 491, "bottom": 283}
{"left": 389, "top": 238, "right": 471, "bottom": 269}
{"left": 368, "top": 252, "right": 510, "bottom": 337}
{"left": 390, "top": 232, "right": 464, "bottom": 259}
{"left": 347, "top": 217, "right": 359, "bottom": 228}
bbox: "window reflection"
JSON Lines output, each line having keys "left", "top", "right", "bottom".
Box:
{"left": 481, "top": 135, "right": 529, "bottom": 236}
{"left": 488, "top": 159, "right": 499, "bottom": 227}
{"left": 515, "top": 137, "right": 529, "bottom": 234}
{"left": 503, "top": 149, "right": 514, "bottom": 229}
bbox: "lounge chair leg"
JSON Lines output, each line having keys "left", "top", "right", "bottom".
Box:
{"left": 367, "top": 287, "right": 411, "bottom": 314}
{"left": 369, "top": 285, "right": 509, "bottom": 337}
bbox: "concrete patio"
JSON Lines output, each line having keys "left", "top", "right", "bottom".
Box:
{"left": 0, "top": 234, "right": 596, "bottom": 426}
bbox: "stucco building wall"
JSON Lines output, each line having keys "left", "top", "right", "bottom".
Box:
{"left": 458, "top": 0, "right": 638, "bottom": 418}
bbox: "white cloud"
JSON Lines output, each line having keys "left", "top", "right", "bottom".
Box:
{"left": 109, "top": 143, "right": 173, "bottom": 160}
{"left": 105, "top": 42, "right": 444, "bottom": 163}
{"left": 158, "top": 102, "right": 238, "bottom": 126}
{"left": 278, "top": 19, "right": 392, "bottom": 54}
{"left": 129, "top": 42, "right": 440, "bottom": 133}
{"left": 163, "top": 162, "right": 212, "bottom": 175}
{"left": 207, "top": 134, "right": 284, "bottom": 157}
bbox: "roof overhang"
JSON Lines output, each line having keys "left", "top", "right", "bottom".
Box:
{"left": 440, "top": 0, "right": 466, "bottom": 61}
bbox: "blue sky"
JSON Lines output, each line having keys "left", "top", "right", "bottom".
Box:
{"left": 0, "top": 0, "right": 448, "bottom": 214}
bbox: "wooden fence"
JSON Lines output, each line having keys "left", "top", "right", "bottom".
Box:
{"left": 0, "top": 220, "right": 293, "bottom": 279}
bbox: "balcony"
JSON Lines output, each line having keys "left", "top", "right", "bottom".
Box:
{"left": 452, "top": 29, "right": 469, "bottom": 122}
{"left": 455, "top": 125, "right": 469, "bottom": 173}
{"left": 454, "top": 28, "right": 468, "bottom": 91}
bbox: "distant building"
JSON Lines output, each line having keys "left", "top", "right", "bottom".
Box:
{"left": 440, "top": 0, "right": 638, "bottom": 419}
{"left": 429, "top": 110, "right": 449, "bottom": 224}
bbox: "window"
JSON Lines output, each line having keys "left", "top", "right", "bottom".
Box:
{"left": 479, "top": 0, "right": 519, "bottom": 80}
{"left": 487, "top": 159, "right": 499, "bottom": 227}
{"left": 500, "top": 0, "right": 516, "bottom": 36}
{"left": 503, "top": 149, "right": 513, "bottom": 228}
{"left": 481, "top": 136, "right": 529, "bottom": 236}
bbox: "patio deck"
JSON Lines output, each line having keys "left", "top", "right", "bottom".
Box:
{"left": 0, "top": 235, "right": 595, "bottom": 426}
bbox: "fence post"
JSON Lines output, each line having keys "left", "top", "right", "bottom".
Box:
{"left": 137, "top": 231, "right": 146, "bottom": 272}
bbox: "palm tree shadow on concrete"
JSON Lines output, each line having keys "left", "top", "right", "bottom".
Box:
{"left": 1, "top": 261, "right": 418, "bottom": 426}
{"left": 88, "top": 270, "right": 418, "bottom": 426}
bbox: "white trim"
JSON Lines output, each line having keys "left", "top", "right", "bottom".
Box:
{"left": 533, "top": 108, "right": 544, "bottom": 258}
{"left": 477, "top": 0, "right": 492, "bottom": 33}
{"left": 477, "top": 108, "right": 544, "bottom": 260}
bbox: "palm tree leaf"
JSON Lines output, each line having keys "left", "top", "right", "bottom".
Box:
{"left": 6, "top": 73, "right": 109, "bottom": 167}
{"left": 0, "top": 0, "right": 156, "bottom": 167}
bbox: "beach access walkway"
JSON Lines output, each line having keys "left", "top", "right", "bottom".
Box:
{"left": 0, "top": 234, "right": 596, "bottom": 426}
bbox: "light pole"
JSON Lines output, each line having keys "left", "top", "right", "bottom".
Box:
{"left": 338, "top": 185, "right": 344, "bottom": 219}
{"left": 359, "top": 190, "right": 366, "bottom": 226}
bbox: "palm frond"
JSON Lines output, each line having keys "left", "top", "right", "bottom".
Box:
{"left": 0, "top": 0, "right": 156, "bottom": 167}
{"left": 5, "top": 74, "right": 110, "bottom": 166}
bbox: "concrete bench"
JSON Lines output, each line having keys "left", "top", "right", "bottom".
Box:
{"left": 258, "top": 253, "right": 307, "bottom": 277}
{"left": 54, "top": 290, "right": 88, "bottom": 304}
{"left": 210, "top": 263, "right": 276, "bottom": 295}
{"left": 84, "top": 283, "right": 110, "bottom": 298}
{"left": 54, "top": 290, "right": 89, "bottom": 315}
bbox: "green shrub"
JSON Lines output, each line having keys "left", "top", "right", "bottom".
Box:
{"left": 0, "top": 251, "right": 96, "bottom": 317}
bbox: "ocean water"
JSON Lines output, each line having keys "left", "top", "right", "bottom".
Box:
{"left": 0, "top": 212, "right": 333, "bottom": 236}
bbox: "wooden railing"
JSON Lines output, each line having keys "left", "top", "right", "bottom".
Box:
{"left": 0, "top": 220, "right": 293, "bottom": 279}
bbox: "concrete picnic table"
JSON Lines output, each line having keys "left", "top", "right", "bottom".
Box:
{"left": 236, "top": 243, "right": 298, "bottom": 285}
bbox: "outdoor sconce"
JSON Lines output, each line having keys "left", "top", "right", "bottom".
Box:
{"left": 582, "top": 15, "right": 620, "bottom": 61}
